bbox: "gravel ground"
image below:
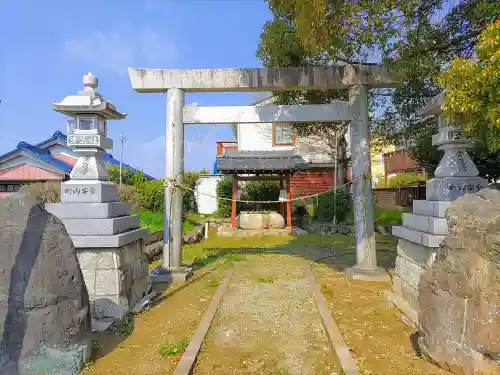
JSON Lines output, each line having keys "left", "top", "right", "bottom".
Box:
{"left": 81, "top": 268, "right": 226, "bottom": 375}
{"left": 194, "top": 253, "right": 340, "bottom": 375}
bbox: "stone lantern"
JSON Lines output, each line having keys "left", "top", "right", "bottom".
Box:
{"left": 390, "top": 91, "right": 488, "bottom": 326}
{"left": 52, "top": 72, "right": 123, "bottom": 195}
{"left": 46, "top": 73, "right": 150, "bottom": 326}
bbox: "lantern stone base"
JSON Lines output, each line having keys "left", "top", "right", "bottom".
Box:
{"left": 46, "top": 180, "right": 151, "bottom": 325}
{"left": 391, "top": 199, "right": 447, "bottom": 326}
{"left": 76, "top": 240, "right": 150, "bottom": 320}
{"left": 59, "top": 215, "right": 141, "bottom": 236}
{"left": 426, "top": 176, "right": 488, "bottom": 201}
{"left": 46, "top": 202, "right": 131, "bottom": 219}
{"left": 60, "top": 180, "right": 118, "bottom": 203}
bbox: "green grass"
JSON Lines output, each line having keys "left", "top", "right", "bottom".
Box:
{"left": 343, "top": 205, "right": 405, "bottom": 226}
{"left": 148, "top": 228, "right": 397, "bottom": 273}
{"left": 136, "top": 210, "right": 205, "bottom": 233}
{"left": 255, "top": 276, "right": 275, "bottom": 283}
{"left": 111, "top": 313, "right": 135, "bottom": 337}
{"left": 373, "top": 206, "right": 405, "bottom": 225}
{"left": 158, "top": 338, "right": 188, "bottom": 357}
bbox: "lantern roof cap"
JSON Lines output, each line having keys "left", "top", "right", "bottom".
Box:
{"left": 417, "top": 90, "right": 446, "bottom": 117}
{"left": 51, "top": 72, "right": 127, "bottom": 120}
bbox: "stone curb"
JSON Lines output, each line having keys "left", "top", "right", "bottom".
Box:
{"left": 172, "top": 268, "right": 234, "bottom": 375}
{"left": 303, "top": 263, "right": 361, "bottom": 375}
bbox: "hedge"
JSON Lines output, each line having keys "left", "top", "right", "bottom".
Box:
{"left": 215, "top": 176, "right": 233, "bottom": 217}
{"left": 314, "top": 188, "right": 352, "bottom": 222}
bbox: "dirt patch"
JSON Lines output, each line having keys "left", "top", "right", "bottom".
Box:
{"left": 81, "top": 267, "right": 226, "bottom": 375}
{"left": 312, "top": 261, "right": 450, "bottom": 375}
{"left": 194, "top": 254, "right": 340, "bottom": 375}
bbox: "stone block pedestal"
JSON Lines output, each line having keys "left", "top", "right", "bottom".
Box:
{"left": 390, "top": 199, "right": 447, "bottom": 325}
{"left": 47, "top": 182, "right": 150, "bottom": 322}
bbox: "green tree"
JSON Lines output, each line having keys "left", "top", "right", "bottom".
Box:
{"left": 258, "top": 0, "right": 500, "bottom": 164}
{"left": 183, "top": 171, "right": 200, "bottom": 213}
{"left": 436, "top": 19, "right": 500, "bottom": 151}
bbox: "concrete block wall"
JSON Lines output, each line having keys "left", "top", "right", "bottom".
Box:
{"left": 77, "top": 239, "right": 150, "bottom": 320}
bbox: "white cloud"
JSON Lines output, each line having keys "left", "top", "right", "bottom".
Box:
{"left": 63, "top": 26, "right": 176, "bottom": 75}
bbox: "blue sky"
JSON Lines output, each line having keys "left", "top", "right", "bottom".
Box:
{"left": 0, "top": 0, "right": 273, "bottom": 179}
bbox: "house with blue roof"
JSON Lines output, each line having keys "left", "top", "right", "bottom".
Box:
{"left": 0, "top": 131, "right": 155, "bottom": 197}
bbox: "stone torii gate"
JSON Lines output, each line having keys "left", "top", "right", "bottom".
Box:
{"left": 128, "top": 65, "right": 398, "bottom": 281}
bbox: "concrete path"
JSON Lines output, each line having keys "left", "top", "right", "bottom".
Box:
{"left": 193, "top": 253, "right": 340, "bottom": 375}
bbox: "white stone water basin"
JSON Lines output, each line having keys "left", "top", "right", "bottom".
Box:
{"left": 237, "top": 211, "right": 285, "bottom": 230}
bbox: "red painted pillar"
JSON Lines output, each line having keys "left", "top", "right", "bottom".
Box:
{"left": 231, "top": 175, "right": 237, "bottom": 228}
{"left": 279, "top": 178, "right": 285, "bottom": 218}
{"left": 286, "top": 173, "right": 292, "bottom": 229}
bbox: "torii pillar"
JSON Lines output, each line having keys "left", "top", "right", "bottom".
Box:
{"left": 128, "top": 65, "right": 397, "bottom": 282}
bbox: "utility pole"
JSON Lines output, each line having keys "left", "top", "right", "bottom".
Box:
{"left": 119, "top": 132, "right": 127, "bottom": 185}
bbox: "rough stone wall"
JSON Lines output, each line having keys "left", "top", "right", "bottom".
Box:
{"left": 418, "top": 188, "right": 500, "bottom": 375}
{"left": 0, "top": 196, "right": 91, "bottom": 375}
{"left": 77, "top": 239, "right": 150, "bottom": 320}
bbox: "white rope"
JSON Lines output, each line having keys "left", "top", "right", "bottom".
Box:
{"left": 165, "top": 173, "right": 369, "bottom": 204}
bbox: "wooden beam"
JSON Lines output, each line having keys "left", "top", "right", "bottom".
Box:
{"left": 236, "top": 175, "right": 285, "bottom": 181}
{"left": 128, "top": 65, "right": 398, "bottom": 93}
{"left": 286, "top": 172, "right": 292, "bottom": 229}
{"left": 231, "top": 175, "right": 237, "bottom": 228}
{"left": 183, "top": 103, "right": 352, "bottom": 124}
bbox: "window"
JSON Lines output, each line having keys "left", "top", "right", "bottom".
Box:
{"left": 67, "top": 119, "right": 77, "bottom": 133}
{"left": 0, "top": 185, "right": 5, "bottom": 192}
{"left": 98, "top": 118, "right": 107, "bottom": 133}
{"left": 77, "top": 117, "right": 94, "bottom": 131}
{"left": 272, "top": 124, "right": 294, "bottom": 146}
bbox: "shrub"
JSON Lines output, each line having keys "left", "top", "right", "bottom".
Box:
{"left": 183, "top": 171, "right": 200, "bottom": 213}
{"left": 314, "top": 188, "right": 352, "bottom": 223}
{"left": 19, "top": 182, "right": 60, "bottom": 205}
{"left": 241, "top": 180, "right": 280, "bottom": 212}
{"left": 374, "top": 172, "right": 425, "bottom": 188}
{"left": 117, "top": 184, "right": 142, "bottom": 211}
{"left": 215, "top": 176, "right": 233, "bottom": 217}
{"left": 137, "top": 180, "right": 164, "bottom": 212}
{"left": 108, "top": 165, "right": 135, "bottom": 185}
{"left": 374, "top": 206, "right": 403, "bottom": 225}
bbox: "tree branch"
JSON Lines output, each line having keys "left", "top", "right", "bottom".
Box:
{"left": 412, "top": 30, "right": 480, "bottom": 55}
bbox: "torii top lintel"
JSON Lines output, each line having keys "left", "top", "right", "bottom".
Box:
{"left": 128, "top": 65, "right": 398, "bottom": 93}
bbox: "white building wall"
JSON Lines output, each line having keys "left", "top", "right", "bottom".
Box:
{"left": 195, "top": 175, "right": 221, "bottom": 214}
{"left": 235, "top": 96, "right": 334, "bottom": 164}
{"left": 237, "top": 122, "right": 294, "bottom": 152}
{"left": 237, "top": 121, "right": 333, "bottom": 164}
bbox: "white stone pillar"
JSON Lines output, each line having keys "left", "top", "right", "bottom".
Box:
{"left": 346, "top": 84, "right": 389, "bottom": 281}
{"left": 164, "top": 88, "right": 190, "bottom": 280}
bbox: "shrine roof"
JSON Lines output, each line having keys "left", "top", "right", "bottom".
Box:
{"left": 216, "top": 150, "right": 308, "bottom": 174}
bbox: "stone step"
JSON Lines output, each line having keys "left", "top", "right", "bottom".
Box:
{"left": 46, "top": 202, "right": 131, "bottom": 219}
{"left": 71, "top": 227, "right": 149, "bottom": 248}
{"left": 412, "top": 200, "right": 451, "bottom": 218}
{"left": 62, "top": 215, "right": 141, "bottom": 236}
{"left": 402, "top": 213, "right": 448, "bottom": 235}
{"left": 392, "top": 226, "right": 445, "bottom": 248}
